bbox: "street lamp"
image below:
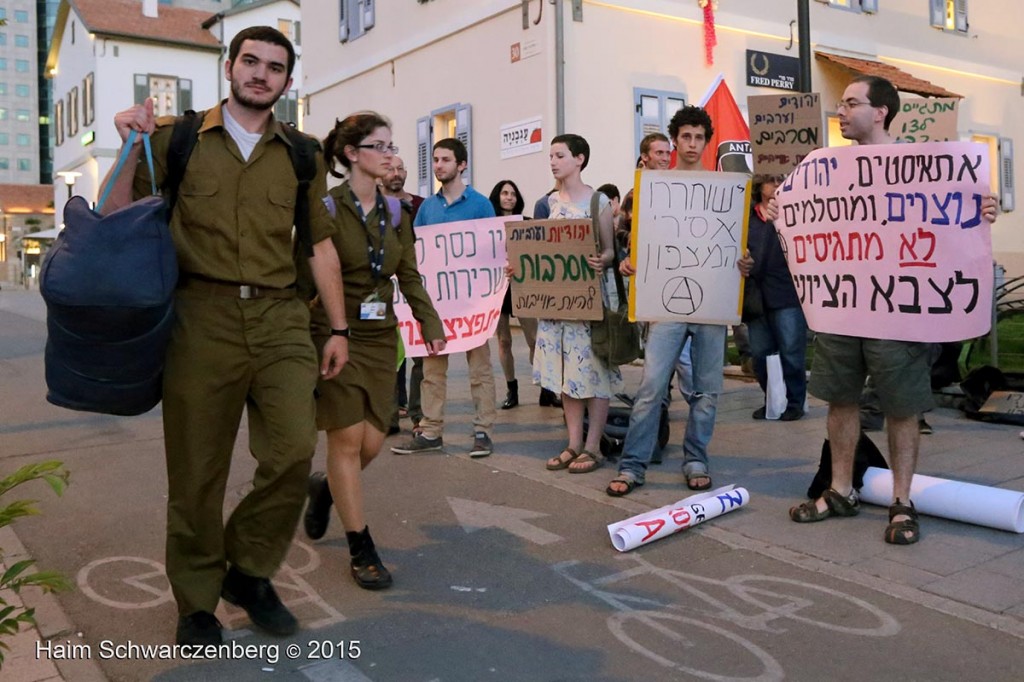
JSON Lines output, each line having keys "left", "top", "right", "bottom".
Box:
{"left": 56, "top": 171, "right": 83, "bottom": 200}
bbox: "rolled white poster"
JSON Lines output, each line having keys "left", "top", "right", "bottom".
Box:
{"left": 608, "top": 485, "right": 750, "bottom": 552}
{"left": 860, "top": 467, "right": 1024, "bottom": 533}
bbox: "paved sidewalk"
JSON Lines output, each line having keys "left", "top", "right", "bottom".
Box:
{"left": 4, "top": 286, "right": 1024, "bottom": 679}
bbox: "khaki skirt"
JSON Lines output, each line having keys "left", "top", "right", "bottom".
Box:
{"left": 313, "top": 324, "right": 398, "bottom": 432}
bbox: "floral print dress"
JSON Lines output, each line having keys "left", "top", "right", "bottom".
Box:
{"left": 532, "top": 192, "right": 623, "bottom": 399}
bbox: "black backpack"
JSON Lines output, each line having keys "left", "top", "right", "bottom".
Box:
{"left": 166, "top": 109, "right": 320, "bottom": 256}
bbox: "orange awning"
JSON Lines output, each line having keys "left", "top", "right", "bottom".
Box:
{"left": 815, "top": 51, "right": 962, "bottom": 98}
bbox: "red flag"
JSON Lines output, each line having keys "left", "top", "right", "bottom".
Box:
{"left": 699, "top": 76, "right": 752, "bottom": 173}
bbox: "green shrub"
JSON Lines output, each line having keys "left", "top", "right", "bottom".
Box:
{"left": 0, "top": 461, "right": 71, "bottom": 669}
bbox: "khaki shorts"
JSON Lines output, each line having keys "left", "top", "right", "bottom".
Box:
{"left": 808, "top": 333, "right": 934, "bottom": 419}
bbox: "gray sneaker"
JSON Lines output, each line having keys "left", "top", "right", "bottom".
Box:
{"left": 469, "top": 432, "right": 492, "bottom": 458}
{"left": 391, "top": 433, "right": 443, "bottom": 455}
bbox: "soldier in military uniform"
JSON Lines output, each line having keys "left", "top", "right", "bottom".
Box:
{"left": 97, "top": 26, "right": 348, "bottom": 646}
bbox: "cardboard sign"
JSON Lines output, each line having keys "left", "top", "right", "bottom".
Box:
{"left": 630, "top": 170, "right": 752, "bottom": 325}
{"left": 891, "top": 97, "right": 959, "bottom": 143}
{"left": 775, "top": 142, "right": 993, "bottom": 342}
{"left": 394, "top": 216, "right": 509, "bottom": 356}
{"left": 505, "top": 219, "right": 603, "bottom": 321}
{"left": 748, "top": 93, "right": 823, "bottom": 176}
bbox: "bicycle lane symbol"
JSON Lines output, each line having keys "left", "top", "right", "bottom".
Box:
{"left": 553, "top": 554, "right": 901, "bottom": 682}
{"left": 76, "top": 540, "right": 344, "bottom": 630}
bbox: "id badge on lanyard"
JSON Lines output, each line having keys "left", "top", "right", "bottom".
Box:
{"left": 360, "top": 291, "right": 387, "bottom": 320}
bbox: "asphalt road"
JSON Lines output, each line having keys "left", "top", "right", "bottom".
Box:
{"left": 4, "top": 293, "right": 1024, "bottom": 681}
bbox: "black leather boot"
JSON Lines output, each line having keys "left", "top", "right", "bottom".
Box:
{"left": 347, "top": 526, "right": 393, "bottom": 590}
{"left": 501, "top": 379, "right": 519, "bottom": 409}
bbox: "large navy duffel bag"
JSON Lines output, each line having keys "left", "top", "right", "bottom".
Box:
{"left": 41, "top": 132, "right": 178, "bottom": 416}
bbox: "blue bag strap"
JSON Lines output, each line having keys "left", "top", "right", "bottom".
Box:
{"left": 96, "top": 130, "right": 158, "bottom": 212}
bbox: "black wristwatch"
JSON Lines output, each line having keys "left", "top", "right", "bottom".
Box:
{"left": 330, "top": 327, "right": 350, "bottom": 337}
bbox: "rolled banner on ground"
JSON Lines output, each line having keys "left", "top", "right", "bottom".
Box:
{"left": 860, "top": 467, "right": 1024, "bottom": 533}
{"left": 608, "top": 486, "right": 751, "bottom": 552}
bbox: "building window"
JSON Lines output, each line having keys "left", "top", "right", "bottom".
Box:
{"left": 134, "top": 74, "right": 192, "bottom": 116}
{"left": 0, "top": 158, "right": 8, "bottom": 170}
{"left": 0, "top": 133, "right": 8, "bottom": 145}
{"left": 0, "top": 59, "right": 7, "bottom": 71}
{"left": 274, "top": 89, "right": 299, "bottom": 124}
{"left": 0, "top": 108, "right": 7, "bottom": 121}
{"left": 0, "top": 9, "right": 6, "bottom": 20}
{"left": 14, "top": 34, "right": 29, "bottom": 48}
{"left": 15, "top": 60, "right": 28, "bottom": 73}
{"left": 633, "top": 88, "right": 686, "bottom": 157}
{"left": 278, "top": 19, "right": 301, "bottom": 46}
{"left": 815, "top": 0, "right": 877, "bottom": 11}
{"left": 15, "top": 109, "right": 29, "bottom": 122}
{"left": 15, "top": 84, "right": 29, "bottom": 97}
{"left": 83, "top": 73, "right": 95, "bottom": 126}
{"left": 17, "top": 158, "right": 30, "bottom": 171}
{"left": 971, "top": 133, "right": 1015, "bottom": 212}
{"left": 54, "top": 99, "right": 64, "bottom": 146}
{"left": 0, "top": 33, "right": 6, "bottom": 46}
{"left": 16, "top": 134, "right": 29, "bottom": 146}
{"left": 930, "top": 0, "right": 968, "bottom": 33}
{"left": 339, "top": 0, "right": 374, "bottom": 43}
{"left": 14, "top": 10, "right": 28, "bottom": 23}
{"left": 0, "top": 83, "right": 6, "bottom": 96}
{"left": 67, "top": 88, "right": 79, "bottom": 135}
{"left": 416, "top": 102, "right": 472, "bottom": 196}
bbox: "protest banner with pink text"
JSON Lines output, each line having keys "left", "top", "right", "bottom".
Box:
{"left": 775, "top": 141, "right": 992, "bottom": 342}
{"left": 394, "top": 216, "right": 509, "bottom": 356}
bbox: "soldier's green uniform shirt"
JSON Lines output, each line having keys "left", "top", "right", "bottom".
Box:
{"left": 133, "top": 102, "right": 335, "bottom": 616}
{"left": 135, "top": 104, "right": 335, "bottom": 286}
{"left": 310, "top": 182, "right": 444, "bottom": 432}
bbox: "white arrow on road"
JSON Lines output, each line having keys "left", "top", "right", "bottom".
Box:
{"left": 447, "top": 497, "right": 564, "bottom": 546}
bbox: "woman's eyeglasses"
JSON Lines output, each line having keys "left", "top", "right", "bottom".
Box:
{"left": 356, "top": 141, "right": 399, "bottom": 154}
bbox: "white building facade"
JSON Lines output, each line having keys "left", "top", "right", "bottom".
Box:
{"left": 301, "top": 0, "right": 1021, "bottom": 270}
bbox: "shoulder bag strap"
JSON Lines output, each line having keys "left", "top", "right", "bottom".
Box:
{"left": 96, "top": 130, "right": 157, "bottom": 212}
{"left": 590, "top": 191, "right": 627, "bottom": 309}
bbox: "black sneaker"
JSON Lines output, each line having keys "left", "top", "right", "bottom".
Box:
{"left": 303, "top": 472, "right": 333, "bottom": 540}
{"left": 391, "top": 433, "right": 443, "bottom": 455}
{"left": 221, "top": 567, "right": 297, "bottom": 636}
{"left": 176, "top": 611, "right": 222, "bottom": 646}
{"left": 469, "top": 432, "right": 492, "bottom": 458}
{"left": 752, "top": 406, "right": 767, "bottom": 420}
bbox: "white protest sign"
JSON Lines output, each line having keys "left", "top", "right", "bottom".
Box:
{"left": 630, "top": 170, "right": 751, "bottom": 325}
{"left": 607, "top": 486, "right": 750, "bottom": 552}
{"left": 394, "top": 216, "right": 508, "bottom": 356}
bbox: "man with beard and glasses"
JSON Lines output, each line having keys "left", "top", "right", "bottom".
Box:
{"left": 381, "top": 155, "right": 424, "bottom": 220}
{"left": 391, "top": 138, "right": 498, "bottom": 457}
{"left": 98, "top": 26, "right": 348, "bottom": 646}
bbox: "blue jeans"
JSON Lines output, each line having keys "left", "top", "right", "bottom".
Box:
{"left": 619, "top": 322, "right": 725, "bottom": 481}
{"left": 749, "top": 306, "right": 808, "bottom": 410}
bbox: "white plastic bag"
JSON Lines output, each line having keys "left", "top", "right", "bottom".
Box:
{"left": 765, "top": 354, "right": 788, "bottom": 420}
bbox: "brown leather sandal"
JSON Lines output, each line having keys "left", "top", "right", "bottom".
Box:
{"left": 546, "top": 447, "right": 580, "bottom": 471}
{"left": 568, "top": 450, "right": 604, "bottom": 474}
{"left": 606, "top": 474, "right": 643, "bottom": 497}
{"left": 790, "top": 488, "right": 860, "bottom": 523}
{"left": 884, "top": 499, "right": 920, "bottom": 545}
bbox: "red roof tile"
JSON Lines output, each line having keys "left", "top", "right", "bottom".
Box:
{"left": 70, "top": 0, "right": 220, "bottom": 50}
{"left": 816, "top": 52, "right": 962, "bottom": 98}
{"left": 0, "top": 184, "right": 56, "bottom": 214}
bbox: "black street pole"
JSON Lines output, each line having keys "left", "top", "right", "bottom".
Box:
{"left": 797, "top": 0, "right": 812, "bottom": 93}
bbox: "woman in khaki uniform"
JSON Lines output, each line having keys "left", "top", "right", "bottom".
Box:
{"left": 304, "top": 112, "right": 446, "bottom": 589}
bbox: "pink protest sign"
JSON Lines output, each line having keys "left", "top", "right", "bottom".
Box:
{"left": 775, "top": 142, "right": 992, "bottom": 342}
{"left": 394, "top": 216, "right": 509, "bottom": 356}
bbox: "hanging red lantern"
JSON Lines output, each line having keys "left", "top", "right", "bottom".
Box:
{"left": 699, "top": 0, "right": 718, "bottom": 66}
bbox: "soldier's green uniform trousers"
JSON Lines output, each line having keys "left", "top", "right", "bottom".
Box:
{"left": 161, "top": 286, "right": 318, "bottom": 615}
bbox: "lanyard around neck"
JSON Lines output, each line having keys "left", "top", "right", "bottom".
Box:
{"left": 350, "top": 188, "right": 388, "bottom": 284}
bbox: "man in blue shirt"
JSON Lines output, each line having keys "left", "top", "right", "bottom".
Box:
{"left": 392, "top": 138, "right": 498, "bottom": 457}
